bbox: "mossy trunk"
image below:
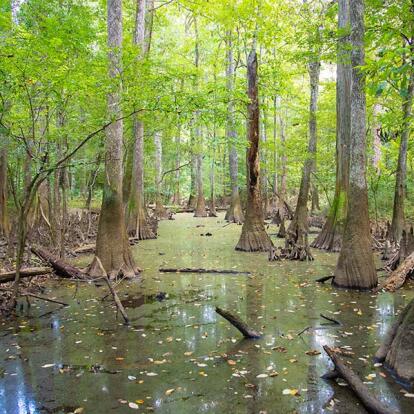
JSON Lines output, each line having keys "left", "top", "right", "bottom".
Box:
{"left": 311, "top": 0, "right": 351, "bottom": 252}
{"left": 333, "top": 0, "right": 377, "bottom": 289}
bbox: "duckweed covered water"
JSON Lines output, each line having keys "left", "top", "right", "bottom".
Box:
{"left": 0, "top": 213, "right": 413, "bottom": 414}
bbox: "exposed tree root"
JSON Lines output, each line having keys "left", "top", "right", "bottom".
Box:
{"left": 216, "top": 306, "right": 261, "bottom": 339}
{"left": 322, "top": 345, "right": 398, "bottom": 414}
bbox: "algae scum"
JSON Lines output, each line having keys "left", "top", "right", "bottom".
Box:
{"left": 1, "top": 213, "right": 413, "bottom": 414}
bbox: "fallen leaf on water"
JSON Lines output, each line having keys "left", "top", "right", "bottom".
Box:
{"left": 41, "top": 364, "right": 55, "bottom": 368}
{"left": 227, "top": 359, "right": 237, "bottom": 366}
{"left": 282, "top": 388, "right": 300, "bottom": 396}
{"left": 128, "top": 402, "right": 139, "bottom": 409}
{"left": 404, "top": 393, "right": 414, "bottom": 398}
{"left": 74, "top": 408, "right": 84, "bottom": 414}
{"left": 146, "top": 372, "right": 158, "bottom": 376}
{"left": 256, "top": 374, "right": 268, "bottom": 378}
{"left": 165, "top": 388, "right": 175, "bottom": 396}
{"left": 305, "top": 350, "right": 321, "bottom": 356}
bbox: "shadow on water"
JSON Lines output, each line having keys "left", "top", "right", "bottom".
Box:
{"left": 0, "top": 213, "right": 413, "bottom": 413}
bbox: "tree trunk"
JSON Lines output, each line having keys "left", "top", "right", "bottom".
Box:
{"left": 224, "top": 33, "right": 244, "bottom": 224}
{"left": 376, "top": 299, "right": 414, "bottom": 388}
{"left": 235, "top": 47, "right": 273, "bottom": 252}
{"left": 272, "top": 95, "right": 278, "bottom": 200}
{"left": 194, "top": 151, "right": 207, "bottom": 217}
{"left": 389, "top": 75, "right": 414, "bottom": 244}
{"left": 285, "top": 58, "right": 320, "bottom": 261}
{"left": 126, "top": 0, "right": 155, "bottom": 239}
{"left": 172, "top": 132, "right": 181, "bottom": 205}
{"left": 209, "top": 156, "right": 217, "bottom": 217}
{"left": 89, "top": 0, "right": 137, "bottom": 279}
{"left": 193, "top": 18, "right": 207, "bottom": 218}
{"left": 333, "top": 0, "right": 377, "bottom": 289}
{"left": 0, "top": 146, "right": 9, "bottom": 236}
{"left": 154, "top": 131, "right": 167, "bottom": 218}
{"left": 311, "top": 0, "right": 351, "bottom": 252}
{"left": 261, "top": 100, "right": 269, "bottom": 218}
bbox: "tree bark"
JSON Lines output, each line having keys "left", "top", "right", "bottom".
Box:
{"left": 389, "top": 75, "right": 414, "bottom": 244}
{"left": 154, "top": 131, "right": 168, "bottom": 218}
{"left": 0, "top": 146, "right": 9, "bottom": 236}
{"left": 126, "top": 0, "right": 156, "bottom": 239}
{"left": 193, "top": 18, "right": 207, "bottom": 218}
{"left": 90, "top": 0, "right": 137, "bottom": 279}
{"left": 235, "top": 47, "right": 273, "bottom": 252}
{"left": 376, "top": 300, "right": 414, "bottom": 389}
{"left": 286, "top": 57, "right": 320, "bottom": 261}
{"left": 311, "top": 0, "right": 351, "bottom": 252}
{"left": 172, "top": 131, "right": 181, "bottom": 205}
{"left": 261, "top": 100, "right": 269, "bottom": 218}
{"left": 224, "top": 33, "right": 244, "bottom": 224}
{"left": 333, "top": 0, "right": 377, "bottom": 289}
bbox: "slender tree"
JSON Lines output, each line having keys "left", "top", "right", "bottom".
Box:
{"left": 333, "top": 0, "right": 377, "bottom": 289}
{"left": 285, "top": 53, "right": 321, "bottom": 260}
{"left": 224, "top": 32, "right": 244, "bottom": 224}
{"left": 0, "top": 145, "right": 9, "bottom": 236}
{"left": 154, "top": 131, "right": 167, "bottom": 218}
{"left": 193, "top": 17, "right": 207, "bottom": 217}
{"left": 89, "top": 0, "right": 137, "bottom": 278}
{"left": 236, "top": 46, "right": 273, "bottom": 252}
{"left": 389, "top": 62, "right": 414, "bottom": 244}
{"left": 311, "top": 0, "right": 351, "bottom": 252}
{"left": 126, "top": 0, "right": 155, "bottom": 239}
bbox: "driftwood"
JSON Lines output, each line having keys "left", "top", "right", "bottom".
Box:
{"left": 375, "top": 300, "right": 414, "bottom": 388}
{"left": 323, "top": 345, "right": 398, "bottom": 414}
{"left": 320, "top": 313, "right": 341, "bottom": 325}
{"left": 31, "top": 246, "right": 87, "bottom": 279}
{"left": 377, "top": 251, "right": 414, "bottom": 292}
{"left": 215, "top": 306, "right": 261, "bottom": 339}
{"left": 159, "top": 268, "right": 251, "bottom": 275}
{"left": 103, "top": 276, "right": 129, "bottom": 325}
{"left": 0, "top": 267, "right": 52, "bottom": 284}
{"left": 316, "top": 275, "right": 334, "bottom": 283}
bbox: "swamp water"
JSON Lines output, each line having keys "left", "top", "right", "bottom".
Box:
{"left": 0, "top": 213, "right": 413, "bottom": 414}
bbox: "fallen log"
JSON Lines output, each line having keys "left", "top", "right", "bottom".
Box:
{"left": 31, "top": 246, "right": 87, "bottom": 279}
{"left": 0, "top": 267, "right": 52, "bottom": 284}
{"left": 377, "top": 251, "right": 414, "bottom": 292}
{"left": 104, "top": 276, "right": 129, "bottom": 325}
{"left": 322, "top": 345, "right": 397, "bottom": 414}
{"left": 159, "top": 268, "right": 251, "bottom": 275}
{"left": 215, "top": 307, "right": 261, "bottom": 339}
